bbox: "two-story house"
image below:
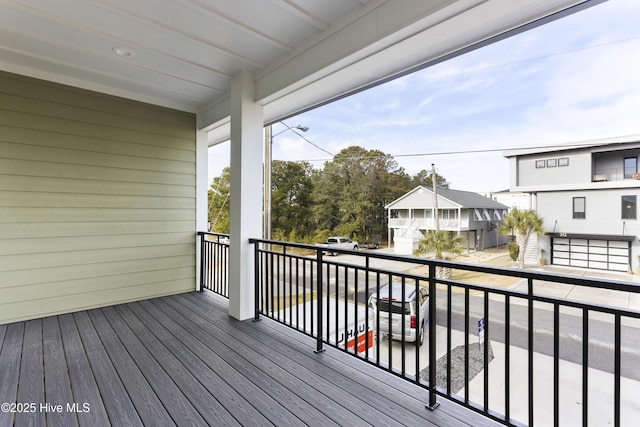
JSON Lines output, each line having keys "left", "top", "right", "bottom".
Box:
{"left": 386, "top": 186, "right": 509, "bottom": 255}
{"left": 504, "top": 139, "right": 640, "bottom": 272}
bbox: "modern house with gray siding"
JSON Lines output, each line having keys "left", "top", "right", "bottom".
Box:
{"left": 386, "top": 186, "right": 509, "bottom": 255}
{"left": 504, "top": 139, "right": 640, "bottom": 271}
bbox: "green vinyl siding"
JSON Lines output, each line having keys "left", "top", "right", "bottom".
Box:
{"left": 0, "top": 71, "right": 197, "bottom": 324}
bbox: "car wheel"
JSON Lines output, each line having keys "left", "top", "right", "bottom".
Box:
{"left": 353, "top": 245, "right": 358, "bottom": 250}
{"left": 419, "top": 321, "right": 425, "bottom": 346}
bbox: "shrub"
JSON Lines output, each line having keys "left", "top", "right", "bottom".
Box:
{"left": 508, "top": 240, "right": 519, "bottom": 261}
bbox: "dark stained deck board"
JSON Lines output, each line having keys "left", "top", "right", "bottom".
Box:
{"left": 91, "top": 308, "right": 208, "bottom": 426}
{"left": 181, "top": 292, "right": 456, "bottom": 426}
{"left": 171, "top": 293, "right": 423, "bottom": 427}
{"left": 132, "top": 299, "right": 298, "bottom": 427}
{"left": 151, "top": 297, "right": 367, "bottom": 427}
{"left": 42, "top": 317, "right": 79, "bottom": 427}
{"left": 77, "top": 310, "right": 175, "bottom": 426}
{"left": 105, "top": 305, "right": 242, "bottom": 426}
{"left": 0, "top": 291, "right": 503, "bottom": 427}
{"left": 141, "top": 298, "right": 339, "bottom": 427}
{"left": 57, "top": 314, "right": 112, "bottom": 427}
{"left": 16, "top": 319, "right": 45, "bottom": 427}
{"left": 116, "top": 303, "right": 264, "bottom": 426}
{"left": 63, "top": 312, "right": 144, "bottom": 427}
{"left": 0, "top": 322, "right": 24, "bottom": 427}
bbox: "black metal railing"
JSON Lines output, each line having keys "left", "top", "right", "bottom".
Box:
{"left": 198, "top": 231, "right": 229, "bottom": 297}
{"left": 248, "top": 237, "right": 640, "bottom": 427}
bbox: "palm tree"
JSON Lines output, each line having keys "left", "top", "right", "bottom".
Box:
{"left": 498, "top": 208, "right": 544, "bottom": 268}
{"left": 414, "top": 229, "right": 463, "bottom": 278}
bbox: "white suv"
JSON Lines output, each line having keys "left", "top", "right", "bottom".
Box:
{"left": 369, "top": 282, "right": 429, "bottom": 345}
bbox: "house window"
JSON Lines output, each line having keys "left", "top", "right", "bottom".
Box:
{"left": 546, "top": 159, "right": 557, "bottom": 167}
{"left": 622, "top": 195, "right": 637, "bottom": 219}
{"left": 473, "top": 209, "right": 482, "bottom": 221}
{"left": 535, "top": 160, "right": 545, "bottom": 168}
{"left": 573, "top": 197, "right": 585, "bottom": 219}
{"left": 440, "top": 209, "right": 458, "bottom": 220}
{"left": 558, "top": 157, "right": 569, "bottom": 167}
{"left": 624, "top": 157, "right": 637, "bottom": 179}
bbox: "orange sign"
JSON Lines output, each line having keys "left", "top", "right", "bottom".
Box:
{"left": 346, "top": 330, "right": 374, "bottom": 353}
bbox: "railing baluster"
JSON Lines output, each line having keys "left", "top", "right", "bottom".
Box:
{"left": 253, "top": 239, "right": 260, "bottom": 321}
{"left": 415, "top": 279, "right": 420, "bottom": 385}
{"left": 484, "top": 290, "right": 489, "bottom": 412}
{"left": 198, "top": 233, "right": 204, "bottom": 292}
{"left": 582, "top": 308, "right": 588, "bottom": 427}
{"left": 447, "top": 284, "right": 452, "bottom": 395}
{"left": 303, "top": 259, "right": 307, "bottom": 334}
{"left": 528, "top": 277, "right": 534, "bottom": 427}
{"left": 427, "top": 263, "right": 438, "bottom": 410}
{"left": 401, "top": 276, "right": 406, "bottom": 376}
{"left": 464, "top": 287, "right": 470, "bottom": 404}
{"left": 315, "top": 249, "right": 324, "bottom": 353}
{"left": 334, "top": 264, "right": 339, "bottom": 349}
{"left": 505, "top": 294, "right": 511, "bottom": 422}
{"left": 614, "top": 313, "right": 621, "bottom": 427}
{"left": 387, "top": 272, "right": 393, "bottom": 373}
{"left": 375, "top": 272, "right": 381, "bottom": 368}
{"left": 554, "top": 302, "right": 560, "bottom": 427}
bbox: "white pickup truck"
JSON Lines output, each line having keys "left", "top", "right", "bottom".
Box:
{"left": 316, "top": 236, "right": 359, "bottom": 256}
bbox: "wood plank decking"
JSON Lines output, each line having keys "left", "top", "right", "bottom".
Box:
{"left": 0, "top": 291, "right": 501, "bottom": 426}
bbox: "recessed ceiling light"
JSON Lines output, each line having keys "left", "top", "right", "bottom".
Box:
{"left": 112, "top": 47, "right": 135, "bottom": 58}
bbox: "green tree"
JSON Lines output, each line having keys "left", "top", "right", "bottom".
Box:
{"left": 208, "top": 167, "right": 231, "bottom": 233}
{"left": 410, "top": 169, "right": 450, "bottom": 189}
{"left": 311, "top": 146, "right": 410, "bottom": 239}
{"left": 271, "top": 160, "right": 314, "bottom": 240}
{"left": 498, "top": 208, "right": 544, "bottom": 268}
{"left": 414, "top": 230, "right": 463, "bottom": 279}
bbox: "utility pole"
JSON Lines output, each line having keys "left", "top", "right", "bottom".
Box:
{"left": 432, "top": 163, "right": 439, "bottom": 232}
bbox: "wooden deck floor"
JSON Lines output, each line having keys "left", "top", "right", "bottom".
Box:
{"left": 0, "top": 291, "right": 501, "bottom": 426}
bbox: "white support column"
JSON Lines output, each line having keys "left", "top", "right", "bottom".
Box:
{"left": 195, "top": 128, "right": 209, "bottom": 291}
{"left": 228, "top": 71, "right": 263, "bottom": 320}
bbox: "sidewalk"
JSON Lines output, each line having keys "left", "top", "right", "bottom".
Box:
{"left": 465, "top": 335, "right": 640, "bottom": 426}
{"left": 511, "top": 264, "right": 640, "bottom": 312}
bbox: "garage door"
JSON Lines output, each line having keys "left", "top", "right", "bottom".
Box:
{"left": 552, "top": 238, "right": 630, "bottom": 272}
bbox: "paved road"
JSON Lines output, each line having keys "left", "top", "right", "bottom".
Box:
{"left": 266, "top": 248, "right": 640, "bottom": 380}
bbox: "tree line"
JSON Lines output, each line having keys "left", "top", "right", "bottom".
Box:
{"left": 208, "top": 146, "right": 449, "bottom": 243}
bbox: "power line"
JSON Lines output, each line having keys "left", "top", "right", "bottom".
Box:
{"left": 288, "top": 137, "right": 640, "bottom": 164}
{"left": 278, "top": 120, "right": 335, "bottom": 157}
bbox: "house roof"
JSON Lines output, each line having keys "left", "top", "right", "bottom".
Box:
{"left": 502, "top": 136, "right": 640, "bottom": 158}
{"left": 385, "top": 186, "right": 509, "bottom": 210}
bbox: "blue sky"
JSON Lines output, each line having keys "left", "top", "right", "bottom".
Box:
{"left": 209, "top": 0, "right": 640, "bottom": 192}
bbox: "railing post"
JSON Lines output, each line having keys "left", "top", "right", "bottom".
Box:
{"left": 528, "top": 277, "right": 534, "bottom": 427}
{"left": 251, "top": 239, "right": 261, "bottom": 322}
{"left": 427, "top": 262, "right": 439, "bottom": 410}
{"left": 315, "top": 248, "right": 325, "bottom": 353}
{"left": 198, "top": 232, "right": 204, "bottom": 292}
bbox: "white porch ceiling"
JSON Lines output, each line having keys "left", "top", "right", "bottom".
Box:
{"left": 0, "top": 0, "right": 603, "bottom": 140}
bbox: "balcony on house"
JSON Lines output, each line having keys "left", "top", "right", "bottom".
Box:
{"left": 2, "top": 233, "right": 640, "bottom": 426}
{"left": 197, "top": 234, "right": 640, "bottom": 427}
{"left": 592, "top": 150, "right": 640, "bottom": 183}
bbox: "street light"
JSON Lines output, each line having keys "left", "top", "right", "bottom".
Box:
{"left": 264, "top": 122, "right": 309, "bottom": 240}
